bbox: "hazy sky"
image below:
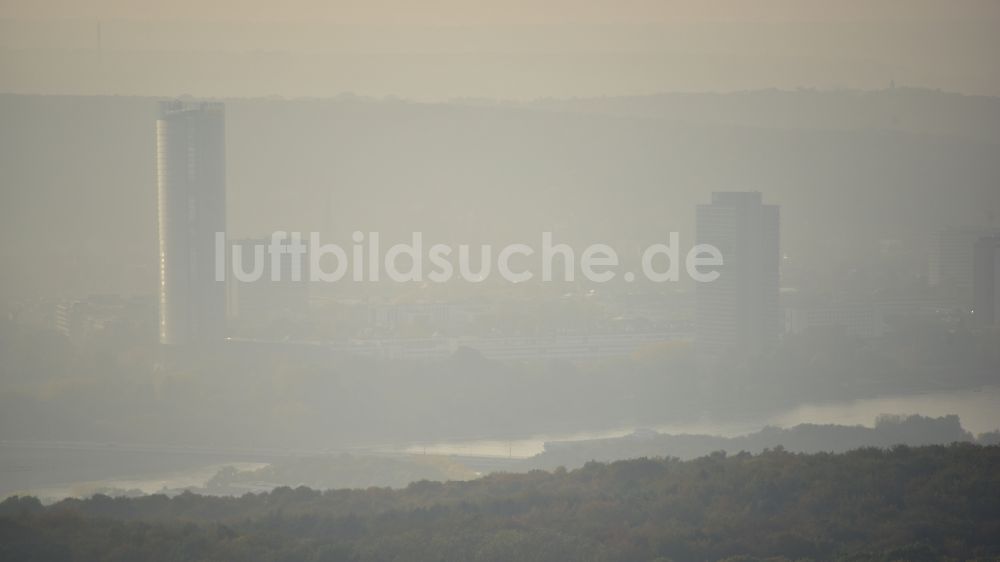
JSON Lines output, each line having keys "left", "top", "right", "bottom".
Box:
{"left": 3, "top": 0, "right": 1000, "bottom": 24}
{"left": 2, "top": 1, "right": 999, "bottom": 98}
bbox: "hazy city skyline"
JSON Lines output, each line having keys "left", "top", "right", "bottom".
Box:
{"left": 1, "top": 3, "right": 999, "bottom": 559}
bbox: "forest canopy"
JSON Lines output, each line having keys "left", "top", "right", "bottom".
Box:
{"left": 2, "top": 444, "right": 998, "bottom": 562}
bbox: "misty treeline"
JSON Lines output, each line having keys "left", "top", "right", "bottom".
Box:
{"left": 2, "top": 445, "right": 999, "bottom": 562}
{"left": 201, "top": 454, "right": 478, "bottom": 495}
{"left": 183, "top": 414, "right": 998, "bottom": 495}
{"left": 1, "top": 306, "right": 998, "bottom": 449}
{"left": 0, "top": 322, "right": 995, "bottom": 451}
{"left": 57, "top": 414, "right": 987, "bottom": 496}
{"left": 524, "top": 414, "right": 1000, "bottom": 470}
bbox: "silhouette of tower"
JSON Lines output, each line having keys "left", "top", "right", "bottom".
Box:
{"left": 156, "top": 100, "right": 227, "bottom": 345}
{"left": 695, "top": 192, "right": 780, "bottom": 368}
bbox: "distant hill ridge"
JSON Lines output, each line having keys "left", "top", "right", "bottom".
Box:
{"left": 527, "top": 413, "right": 995, "bottom": 469}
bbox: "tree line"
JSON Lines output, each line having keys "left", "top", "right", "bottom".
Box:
{"left": 2, "top": 444, "right": 999, "bottom": 561}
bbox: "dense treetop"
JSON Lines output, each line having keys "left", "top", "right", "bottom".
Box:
{"left": 2, "top": 444, "right": 998, "bottom": 562}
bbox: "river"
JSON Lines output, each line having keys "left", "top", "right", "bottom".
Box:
{"left": 3, "top": 384, "right": 999, "bottom": 501}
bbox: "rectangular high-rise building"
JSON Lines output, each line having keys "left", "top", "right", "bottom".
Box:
{"left": 156, "top": 101, "right": 227, "bottom": 345}
{"left": 929, "top": 226, "right": 1000, "bottom": 306}
{"left": 973, "top": 235, "right": 1000, "bottom": 326}
{"left": 696, "top": 192, "right": 780, "bottom": 368}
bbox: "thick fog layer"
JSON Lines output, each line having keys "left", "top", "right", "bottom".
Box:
{"left": 1, "top": 4, "right": 999, "bottom": 540}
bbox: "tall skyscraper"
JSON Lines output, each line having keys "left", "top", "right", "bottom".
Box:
{"left": 973, "top": 235, "right": 1000, "bottom": 327}
{"left": 156, "top": 101, "right": 227, "bottom": 345}
{"left": 696, "top": 192, "right": 780, "bottom": 368}
{"left": 929, "top": 226, "right": 1000, "bottom": 305}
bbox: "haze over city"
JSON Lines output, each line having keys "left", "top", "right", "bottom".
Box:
{"left": 1, "top": 1, "right": 999, "bottom": 561}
